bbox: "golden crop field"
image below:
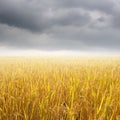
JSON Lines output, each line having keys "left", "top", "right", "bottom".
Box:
{"left": 0, "top": 56, "right": 120, "bottom": 120}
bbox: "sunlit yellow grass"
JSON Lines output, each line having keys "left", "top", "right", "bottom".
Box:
{"left": 0, "top": 56, "right": 120, "bottom": 120}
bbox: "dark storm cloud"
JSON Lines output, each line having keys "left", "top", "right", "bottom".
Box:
{"left": 0, "top": 0, "right": 91, "bottom": 31}
{"left": 0, "top": 0, "right": 120, "bottom": 53}
{"left": 51, "top": 0, "right": 114, "bottom": 15}
{"left": 0, "top": 0, "right": 52, "bottom": 32}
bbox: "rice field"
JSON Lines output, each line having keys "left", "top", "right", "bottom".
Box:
{"left": 0, "top": 56, "right": 120, "bottom": 120}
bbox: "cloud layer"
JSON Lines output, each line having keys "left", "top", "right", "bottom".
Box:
{"left": 0, "top": 0, "right": 120, "bottom": 53}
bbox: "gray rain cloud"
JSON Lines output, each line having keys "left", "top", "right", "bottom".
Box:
{"left": 0, "top": 0, "right": 120, "bottom": 53}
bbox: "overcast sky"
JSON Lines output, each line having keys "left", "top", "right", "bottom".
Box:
{"left": 0, "top": 0, "right": 120, "bottom": 55}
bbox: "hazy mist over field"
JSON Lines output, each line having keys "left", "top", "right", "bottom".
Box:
{"left": 0, "top": 0, "right": 120, "bottom": 55}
